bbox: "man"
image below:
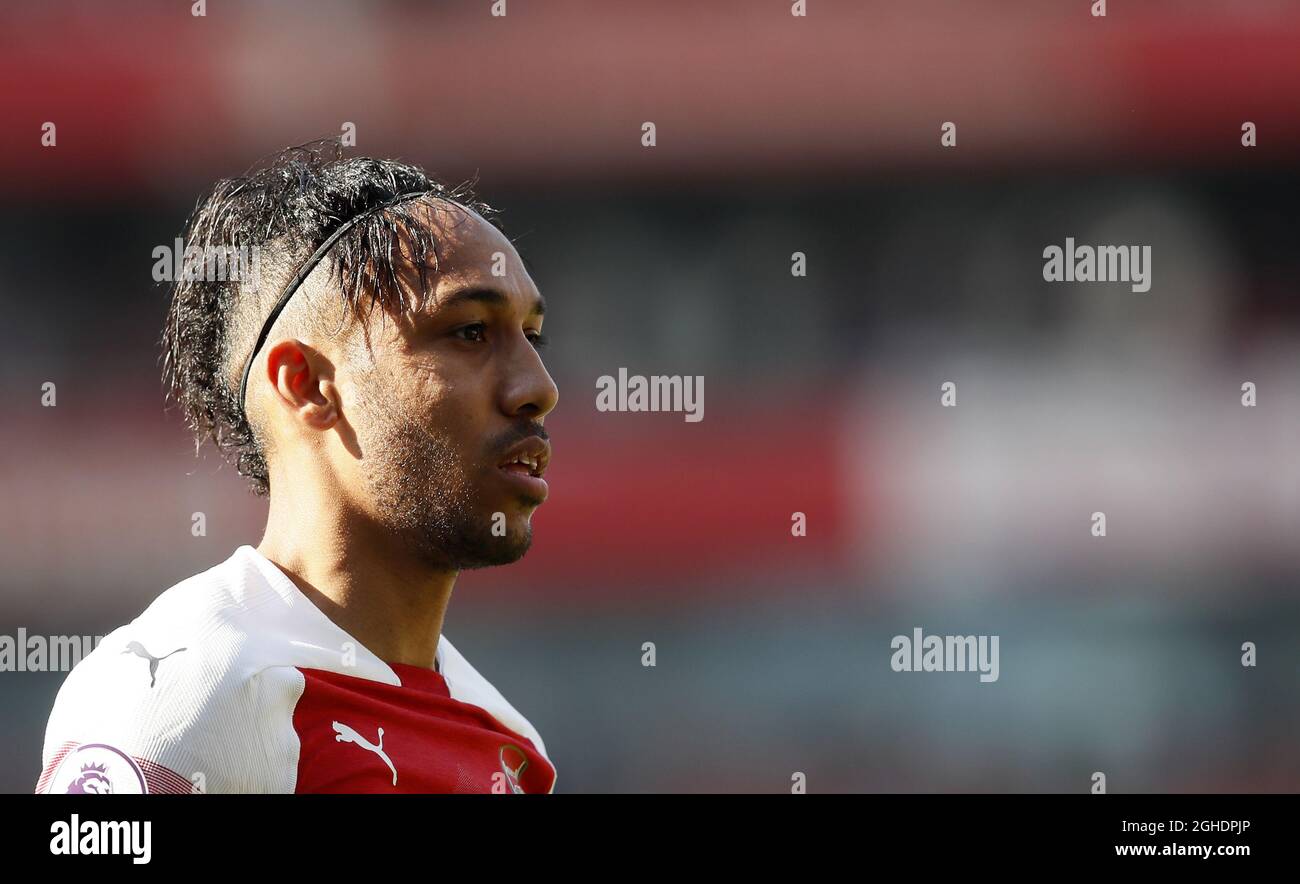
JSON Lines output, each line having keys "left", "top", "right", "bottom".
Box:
{"left": 36, "top": 142, "right": 559, "bottom": 793}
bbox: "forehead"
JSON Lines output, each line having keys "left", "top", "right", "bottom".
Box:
{"left": 407, "top": 200, "right": 535, "bottom": 309}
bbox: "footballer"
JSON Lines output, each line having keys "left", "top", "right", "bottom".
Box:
{"left": 36, "top": 142, "right": 559, "bottom": 794}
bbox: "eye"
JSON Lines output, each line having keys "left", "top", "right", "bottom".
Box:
{"left": 454, "top": 322, "right": 487, "bottom": 342}
{"left": 527, "top": 331, "right": 548, "bottom": 351}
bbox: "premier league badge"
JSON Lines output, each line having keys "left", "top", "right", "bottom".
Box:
{"left": 46, "top": 744, "right": 148, "bottom": 794}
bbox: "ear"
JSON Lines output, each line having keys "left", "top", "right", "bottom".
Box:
{"left": 263, "top": 339, "right": 340, "bottom": 430}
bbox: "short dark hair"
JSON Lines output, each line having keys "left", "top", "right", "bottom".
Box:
{"left": 160, "top": 140, "right": 500, "bottom": 496}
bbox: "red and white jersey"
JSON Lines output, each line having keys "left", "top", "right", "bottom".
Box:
{"left": 36, "top": 545, "right": 556, "bottom": 794}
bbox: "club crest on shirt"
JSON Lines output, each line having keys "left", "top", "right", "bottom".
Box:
{"left": 498, "top": 744, "right": 529, "bottom": 794}
{"left": 47, "top": 744, "right": 148, "bottom": 794}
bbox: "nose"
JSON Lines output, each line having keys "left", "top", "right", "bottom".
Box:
{"left": 501, "top": 331, "right": 559, "bottom": 421}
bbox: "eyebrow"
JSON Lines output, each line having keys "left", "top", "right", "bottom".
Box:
{"left": 435, "top": 286, "right": 546, "bottom": 316}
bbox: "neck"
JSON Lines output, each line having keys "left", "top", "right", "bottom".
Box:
{"left": 256, "top": 476, "right": 457, "bottom": 671}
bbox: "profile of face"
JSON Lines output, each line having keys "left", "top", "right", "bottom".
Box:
{"left": 340, "top": 202, "right": 558, "bottom": 570}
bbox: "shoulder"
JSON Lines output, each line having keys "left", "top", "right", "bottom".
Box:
{"left": 37, "top": 547, "right": 307, "bottom": 794}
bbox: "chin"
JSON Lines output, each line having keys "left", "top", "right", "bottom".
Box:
{"left": 498, "top": 522, "right": 535, "bottom": 560}
{"left": 455, "top": 537, "right": 532, "bottom": 571}
{"left": 445, "top": 515, "right": 534, "bottom": 570}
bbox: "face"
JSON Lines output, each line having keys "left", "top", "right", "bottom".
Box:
{"left": 346, "top": 202, "right": 557, "bottom": 570}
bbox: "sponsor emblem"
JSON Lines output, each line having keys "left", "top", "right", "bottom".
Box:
{"left": 332, "top": 721, "right": 398, "bottom": 786}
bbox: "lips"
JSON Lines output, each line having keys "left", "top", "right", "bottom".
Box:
{"left": 497, "top": 436, "right": 550, "bottom": 478}
{"left": 491, "top": 436, "right": 543, "bottom": 501}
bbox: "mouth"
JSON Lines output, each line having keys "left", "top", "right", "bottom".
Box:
{"left": 496, "top": 436, "right": 551, "bottom": 501}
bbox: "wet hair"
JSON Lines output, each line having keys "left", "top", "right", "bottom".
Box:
{"left": 160, "top": 139, "right": 500, "bottom": 495}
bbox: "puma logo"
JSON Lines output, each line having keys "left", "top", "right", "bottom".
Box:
{"left": 122, "top": 641, "right": 187, "bottom": 688}
{"left": 332, "top": 721, "right": 397, "bottom": 787}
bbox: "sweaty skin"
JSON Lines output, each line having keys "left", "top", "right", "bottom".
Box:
{"left": 249, "top": 200, "right": 557, "bottom": 670}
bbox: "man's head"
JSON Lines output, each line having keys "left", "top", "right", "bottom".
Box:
{"left": 162, "top": 142, "right": 558, "bottom": 570}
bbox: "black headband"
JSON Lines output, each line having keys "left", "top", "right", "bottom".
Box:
{"left": 237, "top": 189, "right": 434, "bottom": 416}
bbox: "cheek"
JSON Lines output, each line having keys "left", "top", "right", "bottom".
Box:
{"left": 399, "top": 368, "right": 464, "bottom": 424}
{"left": 405, "top": 358, "right": 479, "bottom": 409}
{"left": 426, "top": 394, "right": 490, "bottom": 467}
{"left": 394, "top": 361, "right": 495, "bottom": 463}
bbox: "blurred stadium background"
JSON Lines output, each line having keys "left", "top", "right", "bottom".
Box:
{"left": 1, "top": 0, "right": 1298, "bottom": 792}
